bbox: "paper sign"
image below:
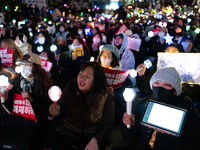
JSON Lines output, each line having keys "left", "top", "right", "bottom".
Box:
{"left": 115, "top": 24, "right": 128, "bottom": 35}
{"left": 98, "top": 24, "right": 105, "bottom": 32}
{"left": 41, "top": 59, "right": 53, "bottom": 72}
{"left": 157, "top": 53, "right": 200, "bottom": 84}
{"left": 103, "top": 67, "right": 130, "bottom": 89}
{"left": 12, "top": 93, "right": 37, "bottom": 122}
{"left": 72, "top": 45, "right": 84, "bottom": 57}
{"left": 0, "top": 48, "right": 13, "bottom": 67}
{"left": 127, "top": 37, "right": 141, "bottom": 51}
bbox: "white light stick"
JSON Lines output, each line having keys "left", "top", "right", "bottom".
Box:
{"left": 90, "top": 56, "right": 95, "bottom": 62}
{"left": 15, "top": 65, "right": 21, "bottom": 73}
{"left": 48, "top": 86, "right": 62, "bottom": 106}
{"left": 123, "top": 88, "right": 136, "bottom": 128}
{"left": 0, "top": 75, "right": 9, "bottom": 103}
{"left": 129, "top": 59, "right": 152, "bottom": 78}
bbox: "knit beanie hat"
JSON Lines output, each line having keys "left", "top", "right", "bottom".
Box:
{"left": 150, "top": 67, "right": 182, "bottom": 96}
{"left": 100, "top": 44, "right": 119, "bottom": 59}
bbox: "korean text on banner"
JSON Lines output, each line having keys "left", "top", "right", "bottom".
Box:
{"left": 115, "top": 24, "right": 128, "bottom": 35}
{"left": 12, "top": 93, "right": 37, "bottom": 122}
{"left": 41, "top": 59, "right": 53, "bottom": 72}
{"left": 103, "top": 67, "right": 130, "bottom": 89}
{"left": 72, "top": 45, "right": 84, "bottom": 57}
{"left": 127, "top": 37, "right": 142, "bottom": 51}
{"left": 157, "top": 53, "right": 200, "bottom": 84}
{"left": 0, "top": 48, "right": 13, "bottom": 67}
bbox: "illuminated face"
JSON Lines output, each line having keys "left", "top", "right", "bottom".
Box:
{"left": 165, "top": 46, "right": 179, "bottom": 53}
{"left": 77, "top": 66, "right": 94, "bottom": 93}
{"left": 153, "top": 81, "right": 174, "bottom": 90}
{"left": 72, "top": 39, "right": 80, "bottom": 45}
{"left": 114, "top": 36, "right": 123, "bottom": 46}
{"left": 100, "top": 50, "right": 112, "bottom": 60}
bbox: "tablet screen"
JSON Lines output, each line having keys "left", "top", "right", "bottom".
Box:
{"left": 141, "top": 100, "right": 187, "bottom": 136}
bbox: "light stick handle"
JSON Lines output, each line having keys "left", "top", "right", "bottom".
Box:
{"left": 1, "top": 86, "right": 5, "bottom": 103}
{"left": 135, "top": 68, "right": 143, "bottom": 72}
{"left": 126, "top": 101, "right": 132, "bottom": 128}
{"left": 53, "top": 101, "right": 57, "bottom": 106}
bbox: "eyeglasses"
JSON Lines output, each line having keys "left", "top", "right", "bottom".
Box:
{"left": 114, "top": 33, "right": 123, "bottom": 39}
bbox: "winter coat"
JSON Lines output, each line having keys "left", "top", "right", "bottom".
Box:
{"left": 121, "top": 93, "right": 200, "bottom": 150}
{"left": 57, "top": 79, "right": 115, "bottom": 146}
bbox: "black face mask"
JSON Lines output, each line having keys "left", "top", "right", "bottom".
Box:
{"left": 115, "top": 44, "right": 122, "bottom": 50}
{"left": 67, "top": 39, "right": 73, "bottom": 45}
{"left": 152, "top": 86, "right": 176, "bottom": 103}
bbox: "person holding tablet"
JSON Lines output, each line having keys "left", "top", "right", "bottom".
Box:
{"left": 117, "top": 67, "right": 200, "bottom": 150}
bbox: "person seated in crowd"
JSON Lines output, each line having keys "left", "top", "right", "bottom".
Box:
{"left": 54, "top": 23, "right": 68, "bottom": 49}
{"left": 15, "top": 33, "right": 32, "bottom": 55}
{"left": 97, "top": 44, "right": 131, "bottom": 124}
{"left": 118, "top": 67, "right": 200, "bottom": 150}
{"left": 112, "top": 33, "right": 135, "bottom": 87}
{"left": 44, "top": 61, "right": 114, "bottom": 150}
{"left": 1, "top": 38, "right": 23, "bottom": 76}
{"left": 1, "top": 53, "right": 53, "bottom": 149}
{"left": 71, "top": 37, "right": 90, "bottom": 69}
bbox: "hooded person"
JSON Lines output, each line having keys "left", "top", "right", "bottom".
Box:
{"left": 15, "top": 33, "right": 32, "bottom": 55}
{"left": 120, "top": 67, "right": 200, "bottom": 150}
{"left": 180, "top": 34, "right": 199, "bottom": 53}
{"left": 112, "top": 33, "right": 135, "bottom": 86}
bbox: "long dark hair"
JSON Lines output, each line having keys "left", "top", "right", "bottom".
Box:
{"left": 79, "top": 61, "right": 111, "bottom": 95}
{"left": 98, "top": 52, "right": 120, "bottom": 68}
{"left": 17, "top": 64, "right": 52, "bottom": 96}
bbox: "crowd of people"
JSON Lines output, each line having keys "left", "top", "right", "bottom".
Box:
{"left": 0, "top": 2, "right": 200, "bottom": 150}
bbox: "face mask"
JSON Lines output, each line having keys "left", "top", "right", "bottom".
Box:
{"left": 59, "top": 27, "right": 65, "bottom": 32}
{"left": 70, "top": 25, "right": 74, "bottom": 28}
{"left": 78, "top": 30, "right": 83, "bottom": 35}
{"left": 93, "top": 37, "right": 100, "bottom": 43}
{"left": 158, "top": 31, "right": 165, "bottom": 37}
{"left": 102, "top": 36, "right": 107, "bottom": 43}
{"left": 115, "top": 44, "right": 122, "bottom": 50}
{"left": 15, "top": 40, "right": 22, "bottom": 47}
{"left": 152, "top": 86, "right": 176, "bottom": 102}
{"left": 100, "top": 57, "right": 112, "bottom": 67}
{"left": 38, "top": 37, "right": 45, "bottom": 45}
{"left": 28, "top": 28, "right": 32, "bottom": 32}
{"left": 21, "top": 65, "right": 33, "bottom": 79}
{"left": 67, "top": 39, "right": 73, "bottom": 45}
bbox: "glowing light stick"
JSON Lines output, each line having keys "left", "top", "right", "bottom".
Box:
{"left": 123, "top": 88, "right": 136, "bottom": 128}
{"left": 148, "top": 31, "right": 154, "bottom": 38}
{"left": 48, "top": 86, "right": 62, "bottom": 106}
{"left": 50, "top": 45, "right": 57, "bottom": 52}
{"left": 0, "top": 75, "right": 9, "bottom": 103}
{"left": 129, "top": 59, "right": 152, "bottom": 77}
{"left": 90, "top": 56, "right": 95, "bottom": 62}
{"left": 15, "top": 65, "right": 21, "bottom": 73}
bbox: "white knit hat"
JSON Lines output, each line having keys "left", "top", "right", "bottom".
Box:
{"left": 150, "top": 67, "right": 182, "bottom": 96}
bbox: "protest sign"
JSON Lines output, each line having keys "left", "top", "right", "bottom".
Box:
{"left": 0, "top": 48, "right": 13, "bottom": 67}
{"left": 157, "top": 53, "right": 200, "bottom": 84}
{"left": 103, "top": 67, "right": 130, "bottom": 89}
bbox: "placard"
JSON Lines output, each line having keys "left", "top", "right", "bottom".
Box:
{"left": 41, "top": 59, "right": 53, "bottom": 72}
{"left": 103, "top": 67, "right": 130, "bottom": 89}
{"left": 115, "top": 24, "right": 127, "bottom": 35}
{"left": 72, "top": 45, "right": 84, "bottom": 57}
{"left": 0, "top": 48, "right": 13, "bottom": 66}
{"left": 157, "top": 53, "right": 200, "bottom": 84}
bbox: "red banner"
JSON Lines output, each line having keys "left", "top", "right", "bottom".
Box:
{"left": 0, "top": 48, "right": 13, "bottom": 66}
{"left": 103, "top": 67, "right": 130, "bottom": 89}
{"left": 41, "top": 59, "right": 53, "bottom": 72}
{"left": 115, "top": 24, "right": 128, "bottom": 35}
{"left": 12, "top": 94, "right": 37, "bottom": 122}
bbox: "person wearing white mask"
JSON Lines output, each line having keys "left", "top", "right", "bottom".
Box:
{"left": 15, "top": 33, "right": 32, "bottom": 55}
{"left": 2, "top": 53, "right": 52, "bottom": 149}
{"left": 157, "top": 27, "right": 168, "bottom": 44}
{"left": 101, "top": 32, "right": 111, "bottom": 44}
{"left": 90, "top": 33, "right": 103, "bottom": 60}
{"left": 77, "top": 27, "right": 84, "bottom": 38}
{"left": 55, "top": 24, "right": 68, "bottom": 47}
